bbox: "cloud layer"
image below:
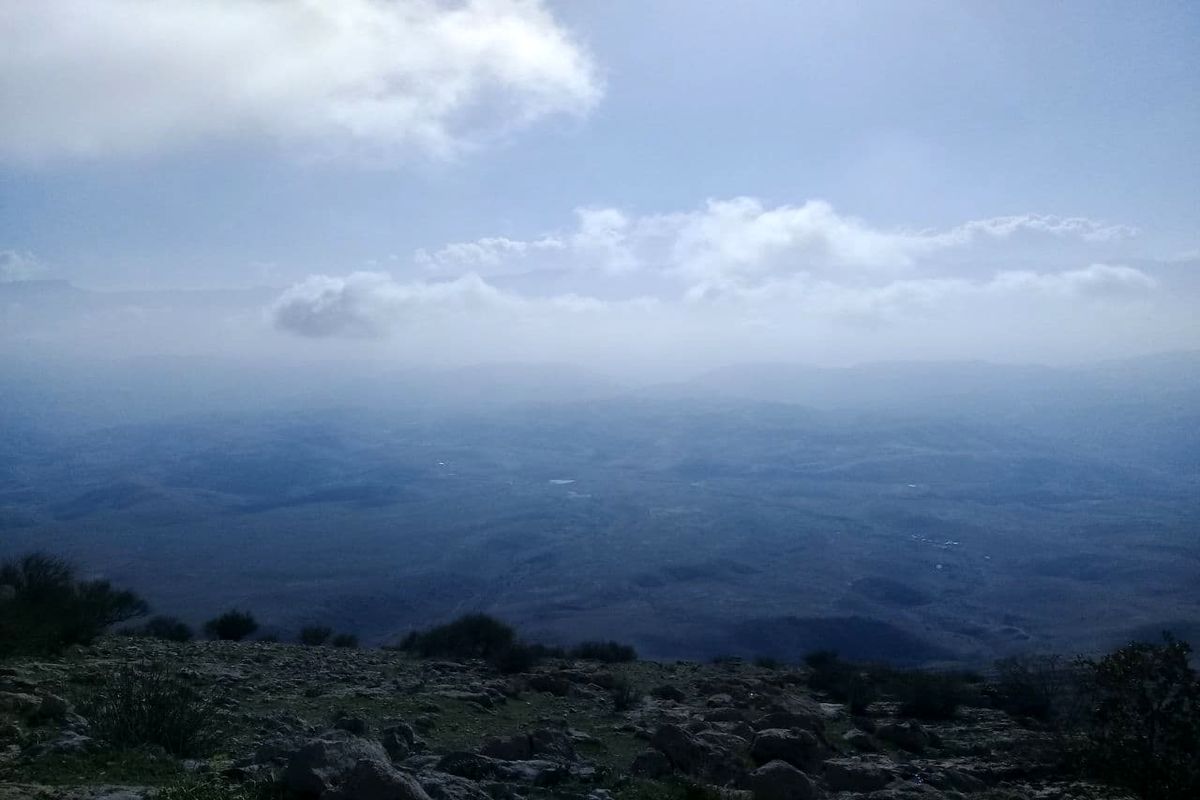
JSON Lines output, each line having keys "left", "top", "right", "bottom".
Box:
{"left": 0, "top": 250, "right": 46, "bottom": 282}
{"left": 416, "top": 199, "right": 1139, "bottom": 281}
{"left": 271, "top": 198, "right": 1166, "bottom": 367}
{"left": 0, "top": 0, "right": 600, "bottom": 163}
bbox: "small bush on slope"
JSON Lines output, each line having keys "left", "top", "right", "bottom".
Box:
{"left": 1078, "top": 635, "right": 1200, "bottom": 800}
{"left": 399, "top": 613, "right": 516, "bottom": 659}
{"left": 298, "top": 625, "right": 332, "bottom": 646}
{"left": 0, "top": 552, "right": 148, "bottom": 657}
{"left": 570, "top": 640, "right": 638, "bottom": 663}
{"left": 992, "top": 654, "right": 1087, "bottom": 724}
{"left": 203, "top": 609, "right": 258, "bottom": 641}
{"left": 135, "top": 615, "right": 194, "bottom": 643}
{"left": 331, "top": 632, "right": 358, "bottom": 648}
{"left": 83, "top": 665, "right": 215, "bottom": 757}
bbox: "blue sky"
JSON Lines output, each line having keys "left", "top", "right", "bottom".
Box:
{"left": 0, "top": 0, "right": 1197, "bottom": 370}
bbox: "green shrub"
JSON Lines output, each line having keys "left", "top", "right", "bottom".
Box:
{"left": 400, "top": 613, "right": 516, "bottom": 659}
{"left": 136, "top": 615, "right": 194, "bottom": 643}
{"left": 331, "top": 633, "right": 358, "bottom": 648}
{"left": 299, "top": 625, "right": 332, "bottom": 646}
{"left": 0, "top": 552, "right": 148, "bottom": 657}
{"left": 753, "top": 655, "right": 783, "bottom": 670}
{"left": 489, "top": 642, "right": 540, "bottom": 674}
{"left": 570, "top": 640, "right": 638, "bottom": 663}
{"left": 895, "top": 670, "right": 965, "bottom": 720}
{"left": 804, "top": 650, "right": 852, "bottom": 696}
{"left": 844, "top": 669, "right": 880, "bottom": 715}
{"left": 992, "top": 654, "right": 1086, "bottom": 724}
{"left": 203, "top": 609, "right": 258, "bottom": 641}
{"left": 611, "top": 676, "right": 642, "bottom": 712}
{"left": 157, "top": 776, "right": 284, "bottom": 800}
{"left": 83, "top": 665, "right": 215, "bottom": 757}
{"left": 1078, "top": 635, "right": 1200, "bottom": 799}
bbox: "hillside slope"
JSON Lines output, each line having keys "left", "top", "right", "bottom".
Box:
{"left": 0, "top": 639, "right": 1134, "bottom": 800}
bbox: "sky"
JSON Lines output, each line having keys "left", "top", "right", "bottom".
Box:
{"left": 1, "top": 0, "right": 1198, "bottom": 373}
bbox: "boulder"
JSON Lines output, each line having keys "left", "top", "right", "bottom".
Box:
{"left": 381, "top": 723, "right": 418, "bottom": 761}
{"left": 333, "top": 714, "right": 369, "bottom": 736}
{"left": 877, "top": 721, "right": 930, "bottom": 753}
{"left": 750, "top": 728, "right": 822, "bottom": 771}
{"left": 36, "top": 693, "right": 73, "bottom": 722}
{"left": 417, "top": 771, "right": 492, "bottom": 800}
{"left": 823, "top": 757, "right": 897, "bottom": 792}
{"left": 842, "top": 728, "right": 878, "bottom": 752}
{"left": 651, "top": 684, "right": 687, "bottom": 702}
{"left": 435, "top": 752, "right": 568, "bottom": 786}
{"left": 927, "top": 767, "right": 987, "bottom": 793}
{"left": 527, "top": 673, "right": 571, "bottom": 696}
{"left": 630, "top": 749, "right": 672, "bottom": 778}
{"left": 0, "top": 693, "right": 41, "bottom": 719}
{"left": 479, "top": 734, "right": 532, "bottom": 761}
{"left": 324, "top": 758, "right": 432, "bottom": 800}
{"left": 479, "top": 726, "right": 575, "bottom": 762}
{"left": 282, "top": 733, "right": 391, "bottom": 797}
{"left": 650, "top": 723, "right": 743, "bottom": 784}
{"left": 745, "top": 759, "right": 817, "bottom": 800}
{"left": 752, "top": 711, "right": 824, "bottom": 735}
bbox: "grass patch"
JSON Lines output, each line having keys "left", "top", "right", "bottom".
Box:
{"left": 6, "top": 749, "right": 184, "bottom": 786}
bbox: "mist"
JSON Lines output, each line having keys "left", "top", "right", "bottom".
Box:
{"left": 2, "top": 10, "right": 1199, "bottom": 792}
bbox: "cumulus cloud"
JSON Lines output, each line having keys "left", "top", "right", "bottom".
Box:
{"left": 0, "top": 250, "right": 46, "bottom": 282}
{"left": 266, "top": 199, "right": 1169, "bottom": 373}
{"left": 685, "top": 264, "right": 1157, "bottom": 319}
{"left": 416, "top": 236, "right": 565, "bottom": 273}
{"left": 269, "top": 270, "right": 657, "bottom": 338}
{"left": 416, "top": 198, "right": 1140, "bottom": 282}
{"left": 0, "top": 0, "right": 601, "bottom": 163}
{"left": 271, "top": 271, "right": 514, "bottom": 337}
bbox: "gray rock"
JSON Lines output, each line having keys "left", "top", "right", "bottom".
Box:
{"left": 842, "top": 728, "right": 878, "bottom": 752}
{"left": 752, "top": 711, "right": 824, "bottom": 735}
{"left": 381, "top": 723, "right": 418, "bottom": 761}
{"left": 630, "top": 749, "right": 672, "bottom": 778}
{"left": 877, "top": 721, "right": 930, "bottom": 753}
{"left": 651, "top": 723, "right": 743, "bottom": 784}
{"left": 823, "top": 757, "right": 897, "bottom": 792}
{"left": 479, "top": 734, "right": 531, "bottom": 761}
{"left": 37, "top": 693, "right": 73, "bottom": 721}
{"left": 750, "top": 728, "right": 821, "bottom": 771}
{"left": 926, "top": 767, "right": 987, "bottom": 793}
{"left": 28, "top": 730, "right": 93, "bottom": 756}
{"left": 282, "top": 733, "right": 391, "bottom": 797}
{"left": 527, "top": 673, "right": 570, "bottom": 696}
{"left": 333, "top": 714, "right": 369, "bottom": 736}
{"left": 745, "top": 759, "right": 817, "bottom": 800}
{"left": 651, "top": 684, "right": 687, "bottom": 702}
{"left": 324, "top": 758, "right": 432, "bottom": 800}
{"left": 418, "top": 770, "right": 492, "bottom": 800}
{"left": 0, "top": 692, "right": 41, "bottom": 719}
{"left": 435, "top": 751, "right": 566, "bottom": 785}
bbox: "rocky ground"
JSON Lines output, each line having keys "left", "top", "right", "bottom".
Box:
{"left": 0, "top": 639, "right": 1135, "bottom": 800}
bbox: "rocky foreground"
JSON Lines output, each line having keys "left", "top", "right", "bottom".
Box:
{"left": 0, "top": 639, "right": 1133, "bottom": 800}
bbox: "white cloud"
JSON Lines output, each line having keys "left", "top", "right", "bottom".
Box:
{"left": 0, "top": 0, "right": 601, "bottom": 163}
{"left": 0, "top": 250, "right": 46, "bottom": 282}
{"left": 414, "top": 198, "right": 1140, "bottom": 283}
{"left": 416, "top": 236, "right": 565, "bottom": 272}
{"left": 268, "top": 200, "right": 1166, "bottom": 371}
{"left": 271, "top": 271, "right": 515, "bottom": 337}
{"left": 685, "top": 263, "right": 1157, "bottom": 320}
{"left": 950, "top": 215, "right": 1138, "bottom": 243}
{"left": 269, "top": 270, "right": 657, "bottom": 338}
